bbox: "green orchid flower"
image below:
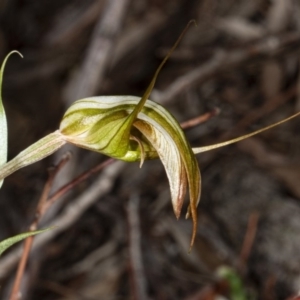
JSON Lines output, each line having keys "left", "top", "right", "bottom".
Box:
{"left": 59, "top": 94, "right": 201, "bottom": 247}
{"left": 58, "top": 91, "right": 300, "bottom": 249}
{"left": 0, "top": 23, "right": 299, "bottom": 248}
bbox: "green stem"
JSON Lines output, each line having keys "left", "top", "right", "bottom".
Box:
{"left": 0, "top": 131, "right": 66, "bottom": 181}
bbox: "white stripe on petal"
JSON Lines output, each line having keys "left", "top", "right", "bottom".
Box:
{"left": 133, "top": 119, "right": 187, "bottom": 218}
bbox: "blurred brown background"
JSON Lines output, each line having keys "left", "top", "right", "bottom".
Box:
{"left": 1, "top": 0, "right": 300, "bottom": 299}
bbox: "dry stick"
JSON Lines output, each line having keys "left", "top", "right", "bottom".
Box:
{"left": 153, "top": 31, "right": 300, "bottom": 105}
{"left": 64, "top": 0, "right": 130, "bottom": 103}
{"left": 180, "top": 108, "right": 220, "bottom": 130}
{"left": 237, "top": 212, "right": 260, "bottom": 273}
{"left": 127, "top": 193, "right": 148, "bottom": 300}
{"left": 0, "top": 160, "right": 123, "bottom": 280}
{"left": 43, "top": 158, "right": 115, "bottom": 213}
{"left": 9, "top": 154, "right": 71, "bottom": 300}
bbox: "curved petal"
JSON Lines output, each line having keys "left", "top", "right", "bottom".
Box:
{"left": 60, "top": 96, "right": 157, "bottom": 160}
{"left": 133, "top": 119, "right": 187, "bottom": 218}
{"left": 136, "top": 99, "right": 201, "bottom": 247}
{"left": 0, "top": 51, "right": 22, "bottom": 188}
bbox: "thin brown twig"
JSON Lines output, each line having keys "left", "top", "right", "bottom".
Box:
{"left": 9, "top": 154, "right": 71, "bottom": 300}
{"left": 38, "top": 154, "right": 72, "bottom": 216}
{"left": 43, "top": 158, "right": 115, "bottom": 213}
{"left": 237, "top": 212, "right": 260, "bottom": 272}
{"left": 180, "top": 108, "right": 220, "bottom": 129}
{"left": 127, "top": 193, "right": 148, "bottom": 300}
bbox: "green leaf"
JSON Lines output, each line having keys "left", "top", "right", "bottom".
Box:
{"left": 0, "top": 227, "right": 52, "bottom": 257}
{"left": 217, "top": 266, "right": 248, "bottom": 300}
{"left": 0, "top": 51, "right": 23, "bottom": 188}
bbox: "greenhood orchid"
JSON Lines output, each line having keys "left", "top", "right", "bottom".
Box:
{"left": 0, "top": 23, "right": 300, "bottom": 249}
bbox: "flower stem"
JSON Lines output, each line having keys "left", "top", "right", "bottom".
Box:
{"left": 0, "top": 131, "right": 66, "bottom": 181}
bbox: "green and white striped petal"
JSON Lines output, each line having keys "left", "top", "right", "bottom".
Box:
{"left": 59, "top": 95, "right": 201, "bottom": 247}
{"left": 133, "top": 118, "right": 188, "bottom": 219}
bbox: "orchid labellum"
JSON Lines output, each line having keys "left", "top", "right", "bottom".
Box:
{"left": 0, "top": 22, "right": 299, "bottom": 249}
